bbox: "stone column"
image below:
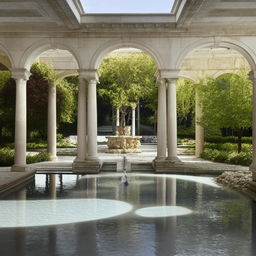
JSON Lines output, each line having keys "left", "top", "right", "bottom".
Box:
{"left": 47, "top": 83, "right": 57, "bottom": 160}
{"left": 116, "top": 108, "right": 120, "bottom": 126}
{"left": 132, "top": 106, "right": 136, "bottom": 136}
{"left": 156, "top": 79, "right": 167, "bottom": 159}
{"left": 167, "top": 78, "right": 179, "bottom": 162}
{"left": 73, "top": 70, "right": 100, "bottom": 173}
{"left": 74, "top": 77, "right": 87, "bottom": 162}
{"left": 250, "top": 72, "right": 256, "bottom": 181}
{"left": 86, "top": 77, "right": 99, "bottom": 160}
{"left": 11, "top": 69, "right": 30, "bottom": 172}
{"left": 195, "top": 90, "right": 204, "bottom": 157}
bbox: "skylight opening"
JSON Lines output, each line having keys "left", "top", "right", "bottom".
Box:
{"left": 81, "top": 0, "right": 175, "bottom": 14}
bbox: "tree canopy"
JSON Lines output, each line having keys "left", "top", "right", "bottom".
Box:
{"left": 198, "top": 71, "right": 252, "bottom": 152}
{"left": 98, "top": 51, "right": 157, "bottom": 126}
{"left": 176, "top": 79, "right": 196, "bottom": 126}
{"left": 0, "top": 62, "right": 77, "bottom": 141}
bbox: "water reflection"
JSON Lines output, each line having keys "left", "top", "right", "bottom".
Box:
{"left": 0, "top": 173, "right": 255, "bottom": 256}
{"left": 49, "top": 174, "right": 56, "bottom": 199}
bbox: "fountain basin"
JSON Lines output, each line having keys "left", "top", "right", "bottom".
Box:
{"left": 106, "top": 136, "right": 142, "bottom": 153}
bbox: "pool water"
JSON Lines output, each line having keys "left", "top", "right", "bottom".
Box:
{"left": 0, "top": 173, "right": 255, "bottom": 256}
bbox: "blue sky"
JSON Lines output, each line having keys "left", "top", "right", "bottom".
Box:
{"left": 81, "top": 0, "right": 174, "bottom": 13}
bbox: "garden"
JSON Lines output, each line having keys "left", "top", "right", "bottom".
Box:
{"left": 0, "top": 51, "right": 254, "bottom": 168}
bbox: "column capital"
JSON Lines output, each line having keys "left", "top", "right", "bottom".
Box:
{"left": 156, "top": 69, "right": 180, "bottom": 81}
{"left": 165, "top": 78, "right": 178, "bottom": 84}
{"left": 78, "top": 69, "right": 99, "bottom": 83}
{"left": 11, "top": 68, "right": 31, "bottom": 81}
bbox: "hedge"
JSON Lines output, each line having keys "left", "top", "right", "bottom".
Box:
{"left": 0, "top": 148, "right": 51, "bottom": 166}
{"left": 200, "top": 149, "right": 252, "bottom": 166}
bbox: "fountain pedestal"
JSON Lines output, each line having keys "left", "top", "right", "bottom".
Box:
{"left": 106, "top": 136, "right": 142, "bottom": 153}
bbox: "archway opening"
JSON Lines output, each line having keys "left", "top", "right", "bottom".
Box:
{"left": 97, "top": 47, "right": 158, "bottom": 152}
{"left": 0, "top": 49, "right": 14, "bottom": 148}
{"left": 8, "top": 47, "right": 79, "bottom": 165}
{"left": 32, "top": 49, "right": 79, "bottom": 142}
{"left": 178, "top": 46, "right": 253, "bottom": 165}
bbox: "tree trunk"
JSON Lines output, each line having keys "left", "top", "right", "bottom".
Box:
{"left": 237, "top": 128, "right": 243, "bottom": 153}
{"left": 120, "top": 111, "right": 126, "bottom": 126}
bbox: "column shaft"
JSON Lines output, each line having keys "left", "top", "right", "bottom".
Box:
{"left": 87, "top": 79, "right": 98, "bottom": 159}
{"left": 157, "top": 80, "right": 167, "bottom": 159}
{"left": 14, "top": 78, "right": 27, "bottom": 166}
{"left": 195, "top": 90, "right": 204, "bottom": 157}
{"left": 167, "top": 79, "right": 178, "bottom": 161}
{"left": 76, "top": 78, "right": 87, "bottom": 160}
{"left": 251, "top": 77, "right": 256, "bottom": 181}
{"left": 47, "top": 84, "right": 57, "bottom": 159}
{"left": 116, "top": 108, "right": 120, "bottom": 126}
{"left": 132, "top": 107, "right": 136, "bottom": 136}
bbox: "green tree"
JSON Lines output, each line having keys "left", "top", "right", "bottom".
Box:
{"left": 0, "top": 63, "right": 77, "bottom": 142}
{"left": 198, "top": 72, "right": 252, "bottom": 152}
{"left": 98, "top": 52, "right": 157, "bottom": 126}
{"left": 176, "top": 79, "right": 196, "bottom": 127}
{"left": 27, "top": 63, "right": 76, "bottom": 137}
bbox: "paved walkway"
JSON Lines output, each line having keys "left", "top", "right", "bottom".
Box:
{"left": 0, "top": 144, "right": 249, "bottom": 195}
{"left": 31, "top": 144, "right": 248, "bottom": 173}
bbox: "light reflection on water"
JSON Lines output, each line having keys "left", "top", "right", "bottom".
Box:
{"left": 0, "top": 173, "right": 255, "bottom": 256}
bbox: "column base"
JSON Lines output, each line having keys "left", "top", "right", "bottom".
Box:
{"left": 166, "top": 156, "right": 181, "bottom": 163}
{"left": 11, "top": 164, "right": 34, "bottom": 172}
{"left": 72, "top": 158, "right": 102, "bottom": 173}
{"left": 153, "top": 158, "right": 183, "bottom": 173}
{"left": 50, "top": 155, "right": 58, "bottom": 161}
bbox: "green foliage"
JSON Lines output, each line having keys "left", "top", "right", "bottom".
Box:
{"left": 176, "top": 79, "right": 196, "bottom": 123}
{"left": 198, "top": 72, "right": 252, "bottom": 152}
{"left": 57, "top": 78, "right": 77, "bottom": 124}
{"left": 177, "top": 126, "right": 195, "bottom": 138}
{"left": 0, "top": 63, "right": 77, "bottom": 142}
{"left": 0, "top": 71, "right": 15, "bottom": 137}
{"left": 30, "top": 62, "right": 56, "bottom": 85}
{"left": 201, "top": 149, "right": 229, "bottom": 163}
{"left": 27, "top": 142, "right": 47, "bottom": 149}
{"left": 57, "top": 137, "right": 76, "bottom": 148}
{"left": 0, "top": 148, "right": 51, "bottom": 166}
{"left": 227, "top": 152, "right": 252, "bottom": 166}
{"left": 98, "top": 52, "right": 157, "bottom": 125}
{"left": 205, "top": 136, "right": 252, "bottom": 144}
{"left": 0, "top": 71, "right": 11, "bottom": 89}
{"left": 201, "top": 147, "right": 252, "bottom": 166}
{"left": 198, "top": 72, "right": 252, "bottom": 131}
{"left": 26, "top": 151, "right": 51, "bottom": 164}
{"left": 0, "top": 147, "right": 15, "bottom": 166}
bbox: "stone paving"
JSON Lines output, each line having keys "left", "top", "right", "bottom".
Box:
{"left": 28, "top": 144, "right": 248, "bottom": 173}
{"left": 0, "top": 144, "right": 249, "bottom": 195}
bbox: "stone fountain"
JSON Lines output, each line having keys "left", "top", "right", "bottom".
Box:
{"left": 106, "top": 126, "right": 142, "bottom": 153}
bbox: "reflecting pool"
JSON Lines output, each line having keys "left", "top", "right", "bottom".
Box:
{"left": 0, "top": 173, "right": 255, "bottom": 256}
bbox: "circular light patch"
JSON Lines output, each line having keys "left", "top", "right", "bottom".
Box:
{"left": 0, "top": 199, "right": 132, "bottom": 228}
{"left": 135, "top": 206, "right": 192, "bottom": 218}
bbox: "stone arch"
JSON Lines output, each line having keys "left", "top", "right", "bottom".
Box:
{"left": 0, "top": 44, "right": 14, "bottom": 70}
{"left": 20, "top": 40, "right": 81, "bottom": 70}
{"left": 176, "top": 37, "right": 256, "bottom": 71}
{"left": 56, "top": 70, "right": 78, "bottom": 80}
{"left": 90, "top": 39, "right": 163, "bottom": 70}
{"left": 178, "top": 74, "right": 197, "bottom": 83}
{"left": 212, "top": 70, "right": 248, "bottom": 80}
